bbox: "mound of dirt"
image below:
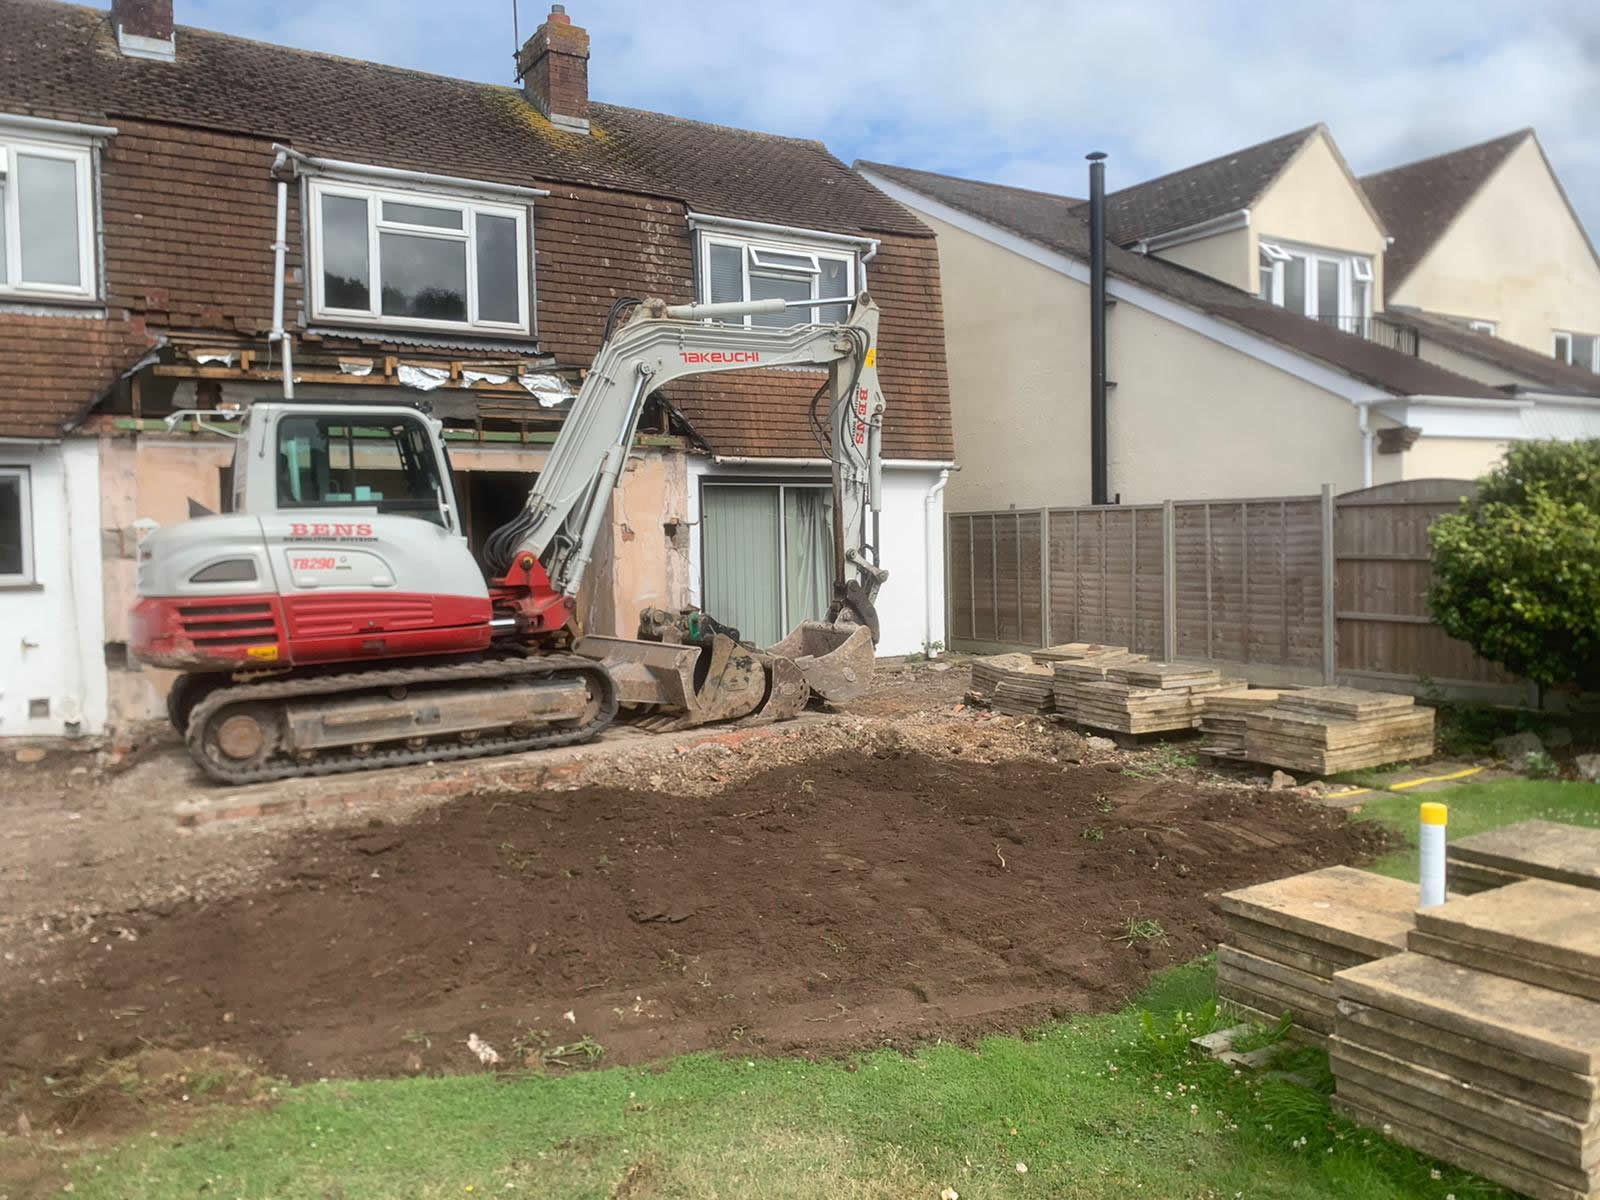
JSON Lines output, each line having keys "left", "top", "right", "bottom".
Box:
{"left": 2, "top": 749, "right": 1389, "bottom": 1121}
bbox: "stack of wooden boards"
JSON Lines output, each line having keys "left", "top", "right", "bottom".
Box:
{"left": 1446, "top": 820, "right": 1600, "bottom": 896}
{"left": 1333, "top": 879, "right": 1600, "bottom": 1200}
{"left": 1049, "top": 647, "right": 1148, "bottom": 715}
{"left": 1243, "top": 687, "right": 1435, "bottom": 774}
{"left": 1197, "top": 688, "right": 1281, "bottom": 759}
{"left": 1216, "top": 866, "right": 1415, "bottom": 1045}
{"left": 1069, "top": 661, "right": 1240, "bottom": 735}
{"left": 968, "top": 653, "right": 1056, "bottom": 716}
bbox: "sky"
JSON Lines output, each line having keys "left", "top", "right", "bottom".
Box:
{"left": 133, "top": 1, "right": 1600, "bottom": 237}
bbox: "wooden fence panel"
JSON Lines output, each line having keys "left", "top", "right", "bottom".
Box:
{"left": 1134, "top": 506, "right": 1166, "bottom": 656}
{"left": 1334, "top": 480, "right": 1521, "bottom": 693}
{"left": 943, "top": 511, "right": 1043, "bottom": 647}
{"left": 948, "top": 515, "right": 973, "bottom": 643}
{"left": 950, "top": 480, "right": 1520, "bottom": 701}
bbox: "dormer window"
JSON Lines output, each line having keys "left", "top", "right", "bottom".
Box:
{"left": 1257, "top": 240, "right": 1373, "bottom": 335}
{"left": 307, "top": 176, "right": 532, "bottom": 335}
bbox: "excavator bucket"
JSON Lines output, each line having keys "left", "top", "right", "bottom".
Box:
{"left": 765, "top": 622, "right": 876, "bottom": 706}
{"left": 575, "top": 633, "right": 767, "bottom": 729}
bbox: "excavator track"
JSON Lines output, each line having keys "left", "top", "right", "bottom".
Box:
{"left": 183, "top": 655, "right": 618, "bottom": 785}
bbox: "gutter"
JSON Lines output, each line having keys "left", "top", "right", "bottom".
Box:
{"left": 710, "top": 455, "right": 956, "bottom": 469}
{"left": 687, "top": 211, "right": 879, "bottom": 252}
{"left": 1133, "top": 208, "right": 1250, "bottom": 255}
{"left": 271, "top": 143, "right": 551, "bottom": 200}
{"left": 0, "top": 114, "right": 118, "bottom": 140}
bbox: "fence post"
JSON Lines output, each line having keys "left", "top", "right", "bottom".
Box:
{"left": 1161, "top": 500, "right": 1176, "bottom": 661}
{"left": 1039, "top": 508, "right": 1051, "bottom": 648}
{"left": 1321, "top": 483, "right": 1337, "bottom": 684}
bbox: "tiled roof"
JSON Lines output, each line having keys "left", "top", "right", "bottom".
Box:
{"left": 1360, "top": 130, "right": 1530, "bottom": 295}
{"left": 1390, "top": 310, "right": 1600, "bottom": 396}
{"left": 857, "top": 161, "right": 1504, "bottom": 401}
{"left": 1090, "top": 126, "right": 1319, "bottom": 245}
{"left": 0, "top": 0, "right": 928, "bottom": 238}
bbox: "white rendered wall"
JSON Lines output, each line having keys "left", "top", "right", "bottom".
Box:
{"left": 0, "top": 438, "right": 108, "bottom": 737}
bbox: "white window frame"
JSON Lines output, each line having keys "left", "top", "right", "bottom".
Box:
{"left": 697, "top": 233, "right": 856, "bottom": 326}
{"left": 306, "top": 176, "right": 532, "bottom": 336}
{"left": 1258, "top": 240, "right": 1373, "bottom": 332}
{"left": 0, "top": 135, "right": 98, "bottom": 300}
{"left": 0, "top": 466, "right": 34, "bottom": 586}
{"left": 1554, "top": 330, "right": 1600, "bottom": 372}
{"left": 1467, "top": 319, "right": 1497, "bottom": 336}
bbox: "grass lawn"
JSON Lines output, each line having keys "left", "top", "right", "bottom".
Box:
{"left": 1360, "top": 777, "right": 1600, "bottom": 881}
{"left": 54, "top": 962, "right": 1506, "bottom": 1200}
{"left": 39, "top": 778, "right": 1599, "bottom": 1199}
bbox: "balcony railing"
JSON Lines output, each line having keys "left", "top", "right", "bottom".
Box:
{"left": 1311, "top": 313, "right": 1420, "bottom": 357}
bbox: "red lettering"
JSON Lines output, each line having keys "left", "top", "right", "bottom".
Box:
{"left": 680, "top": 351, "right": 760, "bottom": 365}
{"left": 290, "top": 522, "right": 310, "bottom": 537}
{"left": 357, "top": 523, "right": 373, "bottom": 537}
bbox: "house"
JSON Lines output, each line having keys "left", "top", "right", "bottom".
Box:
{"left": 857, "top": 124, "right": 1600, "bottom": 514}
{"left": 1362, "top": 130, "right": 1600, "bottom": 365}
{"left": 0, "top": 0, "right": 954, "bottom": 738}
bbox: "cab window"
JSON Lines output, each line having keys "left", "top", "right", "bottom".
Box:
{"left": 276, "top": 414, "right": 447, "bottom": 524}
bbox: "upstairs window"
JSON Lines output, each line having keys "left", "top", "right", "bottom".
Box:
{"left": 0, "top": 137, "right": 97, "bottom": 300}
{"left": 1555, "top": 331, "right": 1599, "bottom": 373}
{"left": 1258, "top": 241, "right": 1373, "bottom": 336}
{"left": 308, "top": 178, "right": 531, "bottom": 335}
{"left": 1467, "top": 319, "right": 1497, "bottom": 335}
{"left": 699, "top": 234, "right": 855, "bottom": 326}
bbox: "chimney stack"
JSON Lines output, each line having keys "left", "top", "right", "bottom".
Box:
{"left": 112, "top": 0, "right": 176, "bottom": 61}
{"left": 516, "top": 4, "right": 591, "bottom": 134}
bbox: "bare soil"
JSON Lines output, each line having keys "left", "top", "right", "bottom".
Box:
{"left": 1, "top": 742, "right": 1389, "bottom": 1134}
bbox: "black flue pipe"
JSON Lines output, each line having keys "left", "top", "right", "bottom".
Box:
{"left": 1087, "top": 151, "right": 1109, "bottom": 506}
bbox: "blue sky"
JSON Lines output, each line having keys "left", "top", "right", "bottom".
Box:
{"left": 130, "top": 1, "right": 1600, "bottom": 236}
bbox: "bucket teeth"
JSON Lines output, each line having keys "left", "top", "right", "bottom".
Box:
{"left": 765, "top": 623, "right": 875, "bottom": 705}
{"left": 577, "top": 619, "right": 874, "bottom": 729}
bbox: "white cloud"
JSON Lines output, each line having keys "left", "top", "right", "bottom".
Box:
{"left": 162, "top": 0, "right": 1600, "bottom": 237}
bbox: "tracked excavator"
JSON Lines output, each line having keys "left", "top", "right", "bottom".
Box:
{"left": 130, "top": 294, "right": 890, "bottom": 784}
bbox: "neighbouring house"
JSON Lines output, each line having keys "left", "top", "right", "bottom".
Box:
{"left": 857, "top": 123, "right": 1600, "bottom": 513}
{"left": 1362, "top": 130, "right": 1600, "bottom": 365}
{"left": 0, "top": 0, "right": 954, "bottom": 738}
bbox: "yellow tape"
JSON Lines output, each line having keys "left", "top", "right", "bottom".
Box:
{"left": 1419, "top": 801, "right": 1449, "bottom": 826}
{"left": 1389, "top": 766, "right": 1482, "bottom": 792}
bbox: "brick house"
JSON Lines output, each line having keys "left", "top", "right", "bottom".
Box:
{"left": 0, "top": 0, "right": 954, "bottom": 737}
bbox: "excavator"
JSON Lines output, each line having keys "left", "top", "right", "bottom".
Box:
{"left": 130, "top": 294, "right": 889, "bottom": 784}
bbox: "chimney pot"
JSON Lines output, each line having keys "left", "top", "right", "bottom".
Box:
{"left": 516, "top": 5, "right": 591, "bottom": 134}
{"left": 112, "top": 0, "right": 176, "bottom": 60}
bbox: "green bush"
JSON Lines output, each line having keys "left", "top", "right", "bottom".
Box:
{"left": 1428, "top": 440, "right": 1600, "bottom": 690}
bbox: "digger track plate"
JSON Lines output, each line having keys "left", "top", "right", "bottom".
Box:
{"left": 183, "top": 654, "right": 618, "bottom": 785}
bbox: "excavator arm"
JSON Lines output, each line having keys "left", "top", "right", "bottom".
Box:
{"left": 487, "top": 294, "right": 888, "bottom": 621}
{"left": 482, "top": 292, "right": 890, "bottom": 724}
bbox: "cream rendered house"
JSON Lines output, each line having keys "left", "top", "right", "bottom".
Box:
{"left": 1363, "top": 130, "right": 1600, "bottom": 362}
{"left": 858, "top": 124, "right": 1600, "bottom": 510}
{"left": 1107, "top": 125, "right": 1389, "bottom": 341}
